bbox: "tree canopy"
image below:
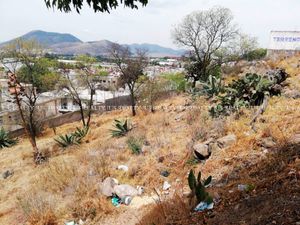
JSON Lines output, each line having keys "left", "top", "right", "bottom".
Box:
{"left": 44, "top": 0, "right": 149, "bottom": 13}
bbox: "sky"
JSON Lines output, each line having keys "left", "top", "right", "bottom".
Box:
{"left": 0, "top": 0, "right": 300, "bottom": 48}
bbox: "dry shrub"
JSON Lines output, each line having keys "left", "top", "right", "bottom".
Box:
{"left": 186, "top": 106, "right": 202, "bottom": 125}
{"left": 40, "top": 159, "right": 77, "bottom": 193}
{"left": 90, "top": 153, "right": 111, "bottom": 179}
{"left": 70, "top": 196, "right": 113, "bottom": 221}
{"left": 17, "top": 192, "right": 58, "bottom": 225}
{"left": 139, "top": 193, "right": 191, "bottom": 225}
{"left": 189, "top": 112, "right": 211, "bottom": 142}
{"left": 69, "top": 176, "right": 113, "bottom": 221}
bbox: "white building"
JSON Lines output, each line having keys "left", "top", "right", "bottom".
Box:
{"left": 268, "top": 31, "right": 300, "bottom": 56}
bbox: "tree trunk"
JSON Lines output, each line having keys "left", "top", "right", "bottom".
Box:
{"left": 78, "top": 102, "right": 86, "bottom": 127}
{"left": 192, "top": 79, "right": 196, "bottom": 88}
{"left": 14, "top": 92, "right": 42, "bottom": 164}
{"left": 86, "top": 91, "right": 94, "bottom": 127}
{"left": 130, "top": 91, "right": 136, "bottom": 116}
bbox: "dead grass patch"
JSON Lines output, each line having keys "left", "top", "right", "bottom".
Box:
{"left": 17, "top": 192, "right": 58, "bottom": 225}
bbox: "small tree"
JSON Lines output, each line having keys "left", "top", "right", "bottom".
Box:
{"left": 0, "top": 39, "right": 45, "bottom": 163}
{"left": 138, "top": 77, "right": 166, "bottom": 113}
{"left": 172, "top": 6, "right": 238, "bottom": 87}
{"left": 58, "top": 55, "right": 98, "bottom": 127}
{"left": 109, "top": 43, "right": 148, "bottom": 116}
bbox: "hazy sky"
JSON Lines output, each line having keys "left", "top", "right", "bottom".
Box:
{"left": 0, "top": 0, "right": 300, "bottom": 48}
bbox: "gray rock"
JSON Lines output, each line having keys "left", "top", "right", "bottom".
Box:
{"left": 113, "top": 184, "right": 143, "bottom": 199}
{"left": 193, "top": 143, "right": 210, "bottom": 158}
{"left": 2, "top": 170, "right": 14, "bottom": 179}
{"left": 282, "top": 89, "right": 300, "bottom": 99}
{"left": 260, "top": 137, "right": 276, "bottom": 148}
{"left": 100, "top": 177, "right": 118, "bottom": 197}
{"left": 208, "top": 142, "right": 221, "bottom": 154}
{"left": 217, "top": 134, "right": 237, "bottom": 148}
{"left": 290, "top": 134, "right": 300, "bottom": 144}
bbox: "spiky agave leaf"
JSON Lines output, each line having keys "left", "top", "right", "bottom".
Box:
{"left": 0, "top": 127, "right": 18, "bottom": 149}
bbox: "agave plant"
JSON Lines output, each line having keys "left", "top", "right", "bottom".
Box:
{"left": 54, "top": 134, "right": 79, "bottom": 148}
{"left": 188, "top": 169, "right": 213, "bottom": 205}
{"left": 110, "top": 119, "right": 130, "bottom": 137}
{"left": 72, "top": 126, "right": 89, "bottom": 142}
{"left": 0, "top": 127, "right": 18, "bottom": 149}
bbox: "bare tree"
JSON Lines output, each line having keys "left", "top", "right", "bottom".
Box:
{"left": 58, "top": 55, "right": 98, "bottom": 127}
{"left": 0, "top": 39, "right": 45, "bottom": 164}
{"left": 172, "top": 6, "right": 238, "bottom": 86}
{"left": 108, "top": 44, "right": 147, "bottom": 116}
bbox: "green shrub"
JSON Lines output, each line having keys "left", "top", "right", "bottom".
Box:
{"left": 0, "top": 127, "right": 18, "bottom": 149}
{"left": 162, "top": 72, "right": 187, "bottom": 92}
{"left": 210, "top": 69, "right": 288, "bottom": 117}
{"left": 243, "top": 48, "right": 267, "bottom": 61}
{"left": 126, "top": 136, "right": 143, "bottom": 154}
{"left": 110, "top": 119, "right": 130, "bottom": 137}
{"left": 188, "top": 169, "right": 213, "bottom": 205}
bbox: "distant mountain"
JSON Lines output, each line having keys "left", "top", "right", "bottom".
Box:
{"left": 125, "top": 43, "right": 186, "bottom": 57}
{"left": 50, "top": 40, "right": 114, "bottom": 56}
{"left": 1, "top": 30, "right": 185, "bottom": 57}
{"left": 2, "top": 30, "right": 82, "bottom": 46}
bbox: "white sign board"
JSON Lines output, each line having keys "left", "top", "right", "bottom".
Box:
{"left": 269, "top": 31, "right": 300, "bottom": 50}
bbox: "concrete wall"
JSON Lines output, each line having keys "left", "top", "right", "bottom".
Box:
{"left": 7, "top": 95, "right": 131, "bottom": 138}
{"left": 105, "top": 95, "right": 131, "bottom": 111}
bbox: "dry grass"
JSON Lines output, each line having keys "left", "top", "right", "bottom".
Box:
{"left": 17, "top": 192, "right": 58, "bottom": 225}
{"left": 39, "top": 159, "right": 78, "bottom": 193}
{"left": 139, "top": 192, "right": 191, "bottom": 225}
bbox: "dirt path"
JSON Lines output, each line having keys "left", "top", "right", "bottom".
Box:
{"left": 97, "top": 196, "right": 158, "bottom": 225}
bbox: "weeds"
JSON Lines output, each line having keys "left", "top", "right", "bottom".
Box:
{"left": 127, "top": 136, "right": 143, "bottom": 154}
{"left": 17, "top": 192, "right": 57, "bottom": 225}
{"left": 0, "top": 127, "right": 18, "bottom": 149}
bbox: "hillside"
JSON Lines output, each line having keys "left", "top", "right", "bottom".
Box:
{"left": 0, "top": 57, "right": 299, "bottom": 225}
{"left": 0, "top": 30, "right": 185, "bottom": 57}
{"left": 1, "top": 30, "right": 82, "bottom": 46}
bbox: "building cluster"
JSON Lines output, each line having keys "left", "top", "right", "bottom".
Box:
{"left": 0, "top": 57, "right": 184, "bottom": 132}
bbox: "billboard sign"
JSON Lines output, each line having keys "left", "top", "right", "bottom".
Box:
{"left": 269, "top": 31, "right": 300, "bottom": 50}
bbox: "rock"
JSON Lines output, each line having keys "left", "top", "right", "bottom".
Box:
{"left": 100, "top": 177, "right": 118, "bottom": 197}
{"left": 113, "top": 184, "right": 144, "bottom": 199}
{"left": 2, "top": 170, "right": 14, "bottom": 179}
{"left": 158, "top": 156, "right": 165, "bottom": 163}
{"left": 142, "top": 145, "right": 151, "bottom": 153}
{"left": 160, "top": 170, "right": 170, "bottom": 177}
{"left": 193, "top": 143, "right": 210, "bottom": 158}
{"left": 163, "top": 181, "right": 171, "bottom": 191}
{"left": 117, "top": 165, "right": 129, "bottom": 172}
{"left": 208, "top": 142, "right": 221, "bottom": 154}
{"left": 175, "top": 114, "right": 183, "bottom": 121}
{"left": 260, "top": 137, "right": 276, "bottom": 148}
{"left": 217, "top": 134, "right": 237, "bottom": 148}
{"left": 290, "top": 134, "right": 300, "bottom": 144}
{"left": 282, "top": 89, "right": 300, "bottom": 99}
